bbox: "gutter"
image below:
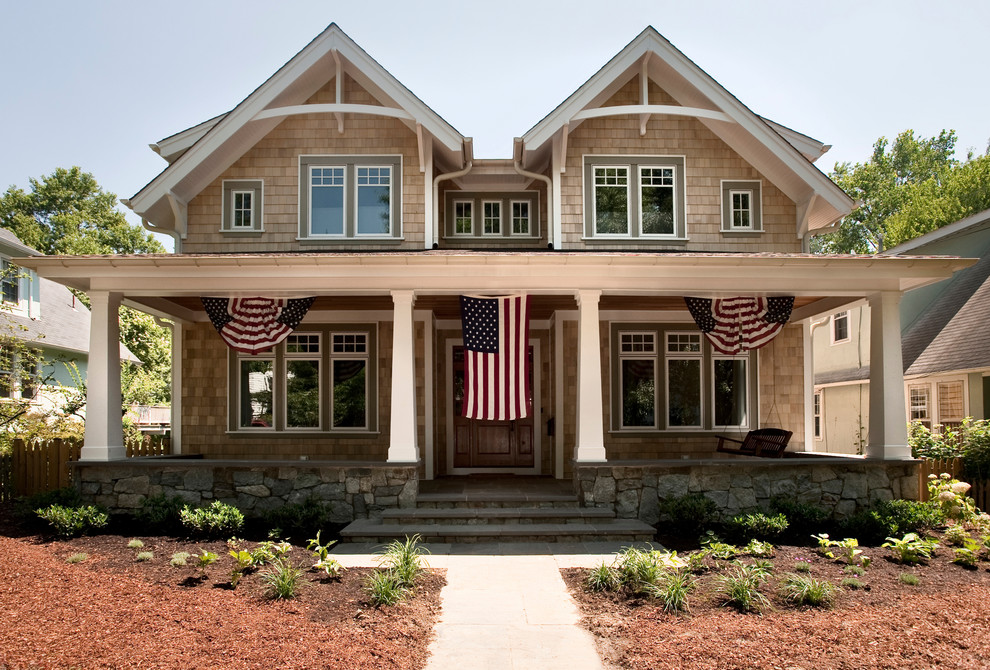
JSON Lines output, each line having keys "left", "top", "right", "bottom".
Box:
{"left": 121, "top": 198, "right": 183, "bottom": 253}
{"left": 431, "top": 149, "right": 473, "bottom": 249}
{"left": 513, "top": 138, "right": 554, "bottom": 249}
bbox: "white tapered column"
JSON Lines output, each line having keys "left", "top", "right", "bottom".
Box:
{"left": 575, "top": 289, "right": 606, "bottom": 462}
{"left": 81, "top": 291, "right": 125, "bottom": 461}
{"left": 868, "top": 291, "right": 909, "bottom": 459}
{"left": 388, "top": 290, "right": 419, "bottom": 463}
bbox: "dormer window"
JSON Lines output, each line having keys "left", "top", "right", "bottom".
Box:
{"left": 583, "top": 156, "right": 686, "bottom": 240}
{"left": 720, "top": 180, "right": 762, "bottom": 233}
{"left": 222, "top": 180, "right": 263, "bottom": 233}
{"left": 443, "top": 191, "right": 540, "bottom": 240}
{"left": 298, "top": 155, "right": 402, "bottom": 241}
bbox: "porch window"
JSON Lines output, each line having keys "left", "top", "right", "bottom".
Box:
{"left": 299, "top": 155, "right": 401, "bottom": 240}
{"left": 482, "top": 201, "right": 501, "bottom": 235}
{"left": 239, "top": 359, "right": 274, "bottom": 428}
{"left": 453, "top": 201, "right": 473, "bottom": 235}
{"left": 331, "top": 333, "right": 368, "bottom": 429}
{"left": 443, "top": 191, "right": 540, "bottom": 239}
{"left": 511, "top": 201, "right": 530, "bottom": 235}
{"left": 285, "top": 334, "right": 320, "bottom": 429}
{"left": 584, "top": 156, "right": 686, "bottom": 240}
{"left": 610, "top": 324, "right": 754, "bottom": 432}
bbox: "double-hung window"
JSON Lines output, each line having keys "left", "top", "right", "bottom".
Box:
{"left": 720, "top": 181, "right": 762, "bottom": 232}
{"left": 611, "top": 325, "right": 753, "bottom": 432}
{"left": 584, "top": 156, "right": 686, "bottom": 239}
{"left": 299, "top": 156, "right": 401, "bottom": 240}
{"left": 831, "top": 311, "right": 850, "bottom": 344}
{"left": 813, "top": 391, "right": 822, "bottom": 439}
{"left": 908, "top": 384, "right": 931, "bottom": 428}
{"left": 2, "top": 260, "right": 19, "bottom": 304}
{"left": 444, "top": 191, "right": 540, "bottom": 239}
{"left": 231, "top": 325, "right": 376, "bottom": 432}
{"left": 221, "top": 180, "right": 264, "bottom": 232}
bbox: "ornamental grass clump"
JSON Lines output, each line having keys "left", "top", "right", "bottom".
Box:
{"left": 781, "top": 574, "right": 837, "bottom": 608}
{"left": 378, "top": 534, "right": 428, "bottom": 588}
{"left": 66, "top": 552, "right": 89, "bottom": 564}
{"left": 135, "top": 551, "right": 154, "bottom": 562}
{"left": 260, "top": 558, "right": 305, "bottom": 600}
{"left": 714, "top": 564, "right": 770, "bottom": 614}
{"left": 127, "top": 539, "right": 145, "bottom": 550}
{"left": 585, "top": 561, "right": 621, "bottom": 592}
{"left": 170, "top": 552, "right": 191, "bottom": 567}
{"left": 645, "top": 570, "right": 695, "bottom": 614}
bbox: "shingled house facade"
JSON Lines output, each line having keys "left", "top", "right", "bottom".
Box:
{"left": 21, "top": 25, "right": 972, "bottom": 523}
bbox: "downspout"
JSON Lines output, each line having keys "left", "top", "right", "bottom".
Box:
{"left": 432, "top": 158, "right": 473, "bottom": 249}
{"left": 154, "top": 316, "right": 181, "bottom": 455}
{"left": 121, "top": 198, "right": 183, "bottom": 253}
{"left": 513, "top": 138, "right": 554, "bottom": 249}
{"left": 804, "top": 316, "right": 831, "bottom": 452}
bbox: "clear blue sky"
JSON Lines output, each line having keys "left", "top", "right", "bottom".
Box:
{"left": 2, "top": 0, "right": 987, "bottom": 250}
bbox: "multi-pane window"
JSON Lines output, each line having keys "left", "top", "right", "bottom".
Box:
{"left": 233, "top": 327, "right": 375, "bottom": 432}
{"left": 222, "top": 180, "right": 263, "bottom": 232}
{"left": 640, "top": 166, "right": 675, "bottom": 235}
{"left": 356, "top": 166, "right": 391, "bottom": 235}
{"left": 813, "top": 391, "right": 822, "bottom": 439}
{"left": 909, "top": 385, "right": 931, "bottom": 428}
{"left": 593, "top": 166, "right": 630, "bottom": 235}
{"left": 613, "top": 326, "right": 751, "bottom": 431}
{"left": 2, "top": 260, "right": 18, "bottom": 304}
{"left": 0, "top": 347, "right": 12, "bottom": 399}
{"left": 19, "top": 351, "right": 40, "bottom": 400}
{"left": 299, "top": 156, "right": 401, "bottom": 240}
{"left": 832, "top": 311, "right": 850, "bottom": 344}
{"left": 512, "top": 201, "right": 530, "bottom": 235}
{"left": 232, "top": 191, "right": 253, "bottom": 229}
{"left": 310, "top": 166, "right": 346, "bottom": 236}
{"left": 729, "top": 190, "right": 752, "bottom": 229}
{"left": 937, "top": 381, "right": 965, "bottom": 428}
{"left": 482, "top": 201, "right": 501, "bottom": 235}
{"left": 454, "top": 201, "right": 473, "bottom": 235}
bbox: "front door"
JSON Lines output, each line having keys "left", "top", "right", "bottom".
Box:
{"left": 451, "top": 345, "right": 535, "bottom": 469}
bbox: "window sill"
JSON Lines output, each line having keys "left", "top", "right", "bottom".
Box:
{"left": 226, "top": 430, "right": 381, "bottom": 438}
{"left": 581, "top": 236, "right": 688, "bottom": 245}
{"left": 295, "top": 237, "right": 404, "bottom": 245}
{"left": 441, "top": 235, "right": 542, "bottom": 242}
{"left": 220, "top": 229, "right": 264, "bottom": 237}
{"left": 720, "top": 230, "right": 763, "bottom": 237}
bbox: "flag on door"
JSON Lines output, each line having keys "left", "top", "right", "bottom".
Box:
{"left": 459, "top": 294, "right": 530, "bottom": 421}
{"left": 202, "top": 297, "right": 315, "bottom": 354}
{"left": 684, "top": 296, "right": 793, "bottom": 355}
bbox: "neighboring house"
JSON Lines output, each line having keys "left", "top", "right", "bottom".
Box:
{"left": 20, "top": 25, "right": 970, "bottom": 515}
{"left": 0, "top": 229, "right": 136, "bottom": 417}
{"left": 813, "top": 208, "right": 990, "bottom": 453}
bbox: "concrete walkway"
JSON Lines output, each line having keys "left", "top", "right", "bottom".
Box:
{"left": 332, "top": 541, "right": 653, "bottom": 669}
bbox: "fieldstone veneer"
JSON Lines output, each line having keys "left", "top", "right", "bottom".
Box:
{"left": 73, "top": 460, "right": 418, "bottom": 521}
{"left": 574, "top": 459, "right": 921, "bottom": 525}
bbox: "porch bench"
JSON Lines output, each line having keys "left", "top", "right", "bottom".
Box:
{"left": 716, "top": 428, "right": 793, "bottom": 458}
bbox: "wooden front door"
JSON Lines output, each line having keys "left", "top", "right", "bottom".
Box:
{"left": 452, "top": 345, "right": 535, "bottom": 469}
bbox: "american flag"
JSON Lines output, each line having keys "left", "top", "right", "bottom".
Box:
{"left": 202, "top": 297, "right": 315, "bottom": 354}
{"left": 459, "top": 294, "right": 530, "bottom": 421}
{"left": 685, "top": 296, "right": 793, "bottom": 355}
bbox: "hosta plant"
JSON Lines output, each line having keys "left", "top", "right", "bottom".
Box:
{"left": 952, "top": 537, "right": 983, "bottom": 568}
{"left": 882, "top": 533, "right": 938, "bottom": 565}
{"left": 943, "top": 524, "right": 970, "bottom": 547}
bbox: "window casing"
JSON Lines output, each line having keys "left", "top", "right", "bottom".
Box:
{"left": 831, "top": 311, "right": 850, "bottom": 344}
{"left": 720, "top": 180, "right": 762, "bottom": 232}
{"left": 230, "top": 325, "right": 377, "bottom": 433}
{"left": 813, "top": 391, "right": 822, "bottom": 439}
{"left": 2, "top": 260, "right": 19, "bottom": 304}
{"left": 222, "top": 180, "right": 264, "bottom": 232}
{"left": 611, "top": 324, "right": 754, "bottom": 432}
{"left": 453, "top": 201, "right": 473, "bottom": 236}
{"left": 909, "top": 384, "right": 931, "bottom": 428}
{"left": 443, "top": 191, "right": 540, "bottom": 239}
{"left": 584, "top": 156, "right": 686, "bottom": 240}
{"left": 298, "top": 155, "right": 402, "bottom": 241}
{"left": 482, "top": 201, "right": 501, "bottom": 235}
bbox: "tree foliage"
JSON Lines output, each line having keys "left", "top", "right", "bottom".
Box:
{"left": 0, "top": 168, "right": 171, "bottom": 406}
{"left": 813, "top": 130, "right": 990, "bottom": 253}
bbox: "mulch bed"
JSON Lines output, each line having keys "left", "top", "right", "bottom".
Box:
{"left": 563, "top": 539, "right": 990, "bottom": 669}
{"left": 0, "top": 512, "right": 444, "bottom": 670}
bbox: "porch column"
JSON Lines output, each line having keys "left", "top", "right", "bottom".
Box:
{"left": 81, "top": 291, "right": 125, "bottom": 461}
{"left": 575, "top": 289, "right": 606, "bottom": 461}
{"left": 867, "top": 291, "right": 909, "bottom": 459}
{"left": 388, "top": 290, "right": 419, "bottom": 463}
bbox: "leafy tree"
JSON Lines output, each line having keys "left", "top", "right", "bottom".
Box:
{"left": 0, "top": 168, "right": 172, "bottom": 407}
{"left": 813, "top": 130, "right": 990, "bottom": 253}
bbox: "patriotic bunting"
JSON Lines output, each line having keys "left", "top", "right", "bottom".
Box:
{"left": 202, "top": 297, "right": 315, "bottom": 354}
{"left": 459, "top": 294, "right": 531, "bottom": 421}
{"left": 685, "top": 296, "right": 794, "bottom": 355}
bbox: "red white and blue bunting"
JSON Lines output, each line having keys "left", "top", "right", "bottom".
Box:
{"left": 684, "top": 296, "right": 794, "bottom": 355}
{"left": 202, "top": 297, "right": 315, "bottom": 354}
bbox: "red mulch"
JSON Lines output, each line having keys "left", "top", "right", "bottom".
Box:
{"left": 564, "top": 541, "right": 990, "bottom": 669}
{"left": 0, "top": 520, "right": 443, "bottom": 670}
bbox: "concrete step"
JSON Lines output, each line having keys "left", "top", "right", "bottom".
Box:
{"left": 340, "top": 518, "right": 656, "bottom": 544}
{"left": 380, "top": 506, "right": 615, "bottom": 525}
{"left": 415, "top": 493, "right": 580, "bottom": 509}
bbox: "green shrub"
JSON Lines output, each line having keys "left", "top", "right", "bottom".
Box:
{"left": 725, "top": 512, "right": 789, "bottom": 542}
{"left": 135, "top": 494, "right": 186, "bottom": 535}
{"left": 262, "top": 495, "right": 334, "bottom": 539}
{"left": 17, "top": 487, "right": 82, "bottom": 523}
{"left": 35, "top": 504, "right": 109, "bottom": 538}
{"left": 378, "top": 534, "right": 427, "bottom": 588}
{"left": 958, "top": 418, "right": 990, "bottom": 480}
{"left": 909, "top": 420, "right": 961, "bottom": 460}
{"left": 781, "top": 574, "right": 837, "bottom": 608}
{"left": 364, "top": 570, "right": 408, "bottom": 606}
{"left": 179, "top": 501, "right": 244, "bottom": 539}
{"left": 769, "top": 497, "right": 831, "bottom": 537}
{"left": 839, "top": 499, "right": 944, "bottom": 545}
{"left": 660, "top": 493, "right": 719, "bottom": 535}
{"left": 260, "top": 558, "right": 305, "bottom": 599}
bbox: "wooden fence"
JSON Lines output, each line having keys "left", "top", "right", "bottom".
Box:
{"left": 0, "top": 436, "right": 171, "bottom": 502}
{"left": 918, "top": 457, "right": 990, "bottom": 512}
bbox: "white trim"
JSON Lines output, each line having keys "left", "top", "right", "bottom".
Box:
{"left": 591, "top": 164, "right": 632, "bottom": 237}
{"left": 570, "top": 104, "right": 732, "bottom": 124}
{"left": 451, "top": 199, "right": 474, "bottom": 236}
{"left": 710, "top": 354, "right": 750, "bottom": 431}
{"left": 421, "top": 312, "right": 434, "bottom": 480}
{"left": 481, "top": 200, "right": 502, "bottom": 236}
{"left": 638, "top": 164, "right": 679, "bottom": 238}
{"left": 253, "top": 103, "right": 416, "bottom": 123}
{"left": 830, "top": 311, "right": 850, "bottom": 345}
{"left": 510, "top": 200, "right": 531, "bottom": 236}
{"left": 813, "top": 390, "right": 823, "bottom": 440}
{"left": 728, "top": 190, "right": 754, "bottom": 231}
{"left": 554, "top": 316, "right": 564, "bottom": 479}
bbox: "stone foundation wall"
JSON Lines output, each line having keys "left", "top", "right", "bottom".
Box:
{"left": 73, "top": 460, "right": 418, "bottom": 522}
{"left": 575, "top": 459, "right": 920, "bottom": 525}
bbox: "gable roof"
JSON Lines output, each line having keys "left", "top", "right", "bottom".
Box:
{"left": 127, "top": 23, "right": 467, "bottom": 233}
{"left": 519, "top": 27, "right": 854, "bottom": 234}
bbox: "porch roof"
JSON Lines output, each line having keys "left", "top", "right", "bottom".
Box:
{"left": 18, "top": 250, "right": 974, "bottom": 323}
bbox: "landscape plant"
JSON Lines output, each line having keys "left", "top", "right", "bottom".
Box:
{"left": 943, "top": 524, "right": 970, "bottom": 547}
{"left": 170, "top": 552, "right": 190, "bottom": 567}
{"left": 260, "top": 558, "right": 305, "bottom": 600}
{"left": 724, "top": 512, "right": 788, "bottom": 543}
{"left": 661, "top": 493, "right": 719, "bottom": 535}
{"left": 714, "top": 564, "right": 770, "bottom": 613}
{"left": 882, "top": 533, "right": 938, "bottom": 565}
{"left": 899, "top": 573, "right": 920, "bottom": 586}
{"left": 135, "top": 551, "right": 153, "bottom": 562}
{"left": 378, "top": 534, "right": 428, "bottom": 588}
{"left": 585, "top": 562, "right": 621, "bottom": 592}
{"left": 135, "top": 494, "right": 186, "bottom": 535}
{"left": 769, "top": 497, "right": 831, "bottom": 538}
{"left": 35, "top": 504, "right": 108, "bottom": 538}
{"left": 812, "top": 534, "right": 867, "bottom": 565}
{"left": 307, "top": 531, "right": 343, "bottom": 578}
{"left": 644, "top": 570, "right": 694, "bottom": 613}
{"left": 364, "top": 570, "right": 408, "bottom": 606}
{"left": 781, "top": 574, "right": 837, "bottom": 608}
{"left": 179, "top": 501, "right": 244, "bottom": 539}
{"left": 927, "top": 473, "right": 977, "bottom": 522}
{"left": 127, "top": 539, "right": 144, "bottom": 550}
{"left": 66, "top": 552, "right": 88, "bottom": 564}
{"left": 952, "top": 537, "right": 983, "bottom": 568}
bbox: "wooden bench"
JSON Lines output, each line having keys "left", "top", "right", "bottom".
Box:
{"left": 716, "top": 428, "right": 793, "bottom": 458}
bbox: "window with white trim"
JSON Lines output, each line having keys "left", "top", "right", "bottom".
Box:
{"left": 831, "top": 311, "right": 850, "bottom": 344}
{"left": 813, "top": 391, "right": 822, "bottom": 439}
{"left": 222, "top": 180, "right": 263, "bottom": 232}
{"left": 511, "top": 201, "right": 530, "bottom": 235}
{"left": 937, "top": 380, "right": 965, "bottom": 427}
{"left": 231, "top": 325, "right": 376, "bottom": 432}
{"left": 444, "top": 191, "right": 540, "bottom": 239}
{"left": 454, "top": 201, "right": 473, "bottom": 235}
{"left": 909, "top": 384, "right": 931, "bottom": 428}
{"left": 299, "top": 155, "right": 401, "bottom": 240}
{"left": 611, "top": 325, "right": 753, "bottom": 432}
{"left": 482, "top": 201, "right": 501, "bottom": 235}
{"left": 720, "top": 180, "right": 762, "bottom": 232}
{"left": 1, "top": 260, "right": 18, "bottom": 305}
{"left": 584, "top": 156, "right": 686, "bottom": 239}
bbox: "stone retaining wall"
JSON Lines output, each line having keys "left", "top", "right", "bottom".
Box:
{"left": 73, "top": 460, "right": 418, "bottom": 522}
{"left": 574, "top": 459, "right": 920, "bottom": 525}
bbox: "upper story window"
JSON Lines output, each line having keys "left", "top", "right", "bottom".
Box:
{"left": 0, "top": 259, "right": 39, "bottom": 319}
{"left": 831, "top": 311, "right": 850, "bottom": 344}
{"left": 298, "top": 155, "right": 402, "bottom": 241}
{"left": 222, "top": 180, "right": 263, "bottom": 233}
{"left": 443, "top": 191, "right": 540, "bottom": 240}
{"left": 2, "top": 260, "right": 19, "bottom": 304}
{"left": 583, "top": 156, "right": 686, "bottom": 240}
{"left": 720, "top": 180, "right": 762, "bottom": 233}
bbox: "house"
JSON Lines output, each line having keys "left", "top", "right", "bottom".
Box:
{"left": 814, "top": 208, "right": 990, "bottom": 453}
{"left": 0, "top": 228, "right": 136, "bottom": 418}
{"left": 19, "top": 25, "right": 972, "bottom": 529}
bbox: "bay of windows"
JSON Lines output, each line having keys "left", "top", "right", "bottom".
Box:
{"left": 444, "top": 191, "right": 539, "bottom": 239}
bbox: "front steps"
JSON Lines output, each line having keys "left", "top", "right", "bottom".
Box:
{"left": 339, "top": 478, "right": 655, "bottom": 544}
